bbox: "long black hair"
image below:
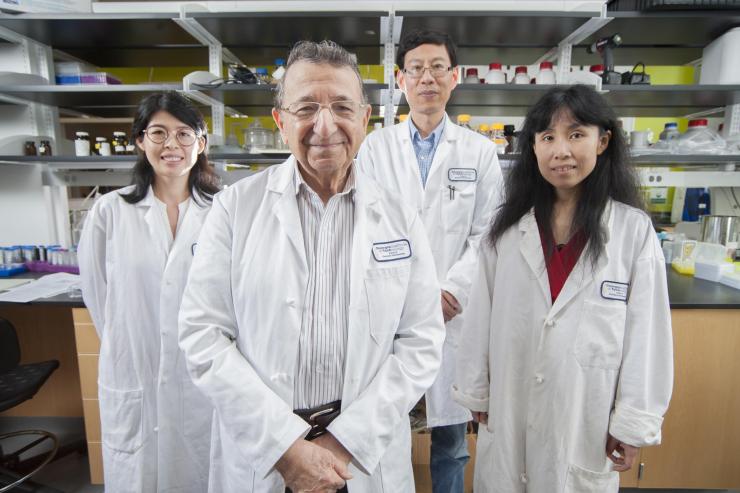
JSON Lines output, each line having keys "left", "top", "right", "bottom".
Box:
{"left": 488, "top": 84, "right": 642, "bottom": 264}
{"left": 120, "top": 91, "right": 220, "bottom": 204}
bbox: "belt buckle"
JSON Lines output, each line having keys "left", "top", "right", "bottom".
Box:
{"left": 309, "top": 406, "right": 336, "bottom": 422}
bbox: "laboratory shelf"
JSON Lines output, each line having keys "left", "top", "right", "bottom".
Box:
{"left": 0, "top": 13, "right": 206, "bottom": 67}
{"left": 397, "top": 9, "right": 600, "bottom": 65}
{"left": 499, "top": 153, "right": 740, "bottom": 168}
{"left": 575, "top": 10, "right": 740, "bottom": 66}
{"left": 0, "top": 10, "right": 388, "bottom": 67}
{"left": 187, "top": 11, "right": 387, "bottom": 65}
{"left": 195, "top": 83, "right": 388, "bottom": 114}
{"left": 0, "top": 84, "right": 183, "bottom": 117}
{"left": 631, "top": 154, "right": 740, "bottom": 165}
{"left": 4, "top": 153, "right": 738, "bottom": 170}
{"left": 0, "top": 153, "right": 288, "bottom": 168}
{"left": 600, "top": 85, "right": 740, "bottom": 117}
{"left": 402, "top": 84, "right": 740, "bottom": 117}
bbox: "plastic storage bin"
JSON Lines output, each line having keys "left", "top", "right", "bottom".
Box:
{"left": 55, "top": 72, "right": 121, "bottom": 85}
{"left": 700, "top": 27, "right": 740, "bottom": 85}
{"left": 720, "top": 269, "right": 740, "bottom": 290}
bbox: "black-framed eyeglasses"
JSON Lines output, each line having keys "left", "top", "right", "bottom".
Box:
{"left": 142, "top": 126, "right": 200, "bottom": 146}
{"left": 279, "top": 101, "right": 368, "bottom": 122}
{"left": 402, "top": 64, "right": 453, "bottom": 79}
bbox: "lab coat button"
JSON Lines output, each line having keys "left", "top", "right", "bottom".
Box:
{"left": 534, "top": 374, "right": 544, "bottom": 384}
{"left": 520, "top": 473, "right": 528, "bottom": 484}
{"left": 285, "top": 298, "right": 295, "bottom": 307}
{"left": 545, "top": 318, "right": 554, "bottom": 328}
{"left": 154, "top": 426, "right": 159, "bottom": 432}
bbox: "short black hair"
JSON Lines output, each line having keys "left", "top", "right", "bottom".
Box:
{"left": 396, "top": 30, "right": 457, "bottom": 69}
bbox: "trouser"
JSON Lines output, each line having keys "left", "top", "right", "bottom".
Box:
{"left": 430, "top": 422, "right": 470, "bottom": 493}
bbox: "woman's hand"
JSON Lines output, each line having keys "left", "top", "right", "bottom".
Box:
{"left": 606, "top": 434, "right": 639, "bottom": 472}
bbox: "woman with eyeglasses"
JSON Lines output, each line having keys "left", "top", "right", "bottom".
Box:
{"left": 79, "top": 91, "right": 221, "bottom": 492}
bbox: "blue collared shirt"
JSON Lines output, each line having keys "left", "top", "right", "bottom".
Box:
{"left": 409, "top": 116, "right": 445, "bottom": 187}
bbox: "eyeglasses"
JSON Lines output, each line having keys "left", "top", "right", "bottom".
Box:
{"left": 142, "top": 127, "right": 200, "bottom": 146}
{"left": 280, "top": 101, "right": 367, "bottom": 122}
{"left": 402, "top": 63, "right": 453, "bottom": 79}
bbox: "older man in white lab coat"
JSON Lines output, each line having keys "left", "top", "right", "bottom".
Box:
{"left": 178, "top": 40, "right": 445, "bottom": 493}
{"left": 357, "top": 30, "right": 503, "bottom": 493}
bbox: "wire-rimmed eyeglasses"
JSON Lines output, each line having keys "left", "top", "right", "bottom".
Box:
{"left": 402, "top": 63, "right": 453, "bottom": 79}
{"left": 142, "top": 126, "right": 200, "bottom": 146}
{"left": 279, "top": 101, "right": 367, "bottom": 122}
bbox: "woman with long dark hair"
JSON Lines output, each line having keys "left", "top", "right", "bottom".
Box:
{"left": 79, "top": 91, "right": 220, "bottom": 492}
{"left": 453, "top": 85, "right": 673, "bottom": 492}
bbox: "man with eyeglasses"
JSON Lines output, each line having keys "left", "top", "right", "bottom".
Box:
{"left": 179, "top": 40, "right": 444, "bottom": 493}
{"left": 358, "top": 30, "right": 504, "bottom": 493}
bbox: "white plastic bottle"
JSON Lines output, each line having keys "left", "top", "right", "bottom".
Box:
{"left": 484, "top": 62, "right": 506, "bottom": 84}
{"left": 512, "top": 66, "right": 530, "bottom": 84}
{"left": 536, "top": 61, "right": 556, "bottom": 84}
{"left": 464, "top": 68, "right": 480, "bottom": 84}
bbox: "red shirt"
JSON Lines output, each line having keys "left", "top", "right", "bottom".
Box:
{"left": 538, "top": 225, "right": 587, "bottom": 303}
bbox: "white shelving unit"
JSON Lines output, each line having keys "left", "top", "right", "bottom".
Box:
{"left": 0, "top": 3, "right": 739, "bottom": 244}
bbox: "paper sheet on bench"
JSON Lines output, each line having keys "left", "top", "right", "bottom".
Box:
{"left": 0, "top": 273, "right": 80, "bottom": 303}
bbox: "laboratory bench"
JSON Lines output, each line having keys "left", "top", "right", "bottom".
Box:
{"left": 1, "top": 269, "right": 739, "bottom": 489}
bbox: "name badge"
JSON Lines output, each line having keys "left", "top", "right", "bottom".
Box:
{"left": 191, "top": 243, "right": 198, "bottom": 256}
{"left": 448, "top": 168, "right": 477, "bottom": 182}
{"left": 601, "top": 281, "right": 629, "bottom": 302}
{"left": 372, "top": 239, "right": 412, "bottom": 262}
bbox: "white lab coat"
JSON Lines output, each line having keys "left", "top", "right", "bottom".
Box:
{"left": 453, "top": 201, "right": 674, "bottom": 492}
{"left": 178, "top": 158, "right": 445, "bottom": 493}
{"left": 78, "top": 185, "right": 213, "bottom": 493}
{"left": 357, "top": 115, "right": 503, "bottom": 427}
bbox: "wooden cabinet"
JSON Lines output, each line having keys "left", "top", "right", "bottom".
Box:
{"left": 72, "top": 308, "right": 104, "bottom": 485}
{"left": 635, "top": 309, "right": 740, "bottom": 489}
{"left": 412, "top": 308, "right": 740, "bottom": 491}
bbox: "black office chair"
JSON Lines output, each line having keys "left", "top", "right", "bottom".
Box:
{"left": 0, "top": 317, "right": 61, "bottom": 493}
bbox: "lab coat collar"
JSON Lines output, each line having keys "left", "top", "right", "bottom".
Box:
{"left": 267, "top": 157, "right": 308, "bottom": 271}
{"left": 519, "top": 201, "right": 614, "bottom": 318}
{"left": 519, "top": 210, "right": 551, "bottom": 308}
{"left": 398, "top": 113, "right": 458, "bottom": 143}
{"left": 549, "top": 201, "right": 612, "bottom": 317}
{"left": 131, "top": 185, "right": 209, "bottom": 211}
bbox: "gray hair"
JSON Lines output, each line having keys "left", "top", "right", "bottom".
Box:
{"left": 274, "top": 40, "right": 368, "bottom": 109}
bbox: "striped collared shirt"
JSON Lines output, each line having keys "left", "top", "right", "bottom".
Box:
{"left": 293, "top": 163, "right": 355, "bottom": 410}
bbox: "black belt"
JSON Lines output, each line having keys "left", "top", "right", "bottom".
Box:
{"left": 293, "top": 399, "right": 342, "bottom": 441}
{"left": 286, "top": 400, "right": 346, "bottom": 493}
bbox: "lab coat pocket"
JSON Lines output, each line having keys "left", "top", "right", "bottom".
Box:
{"left": 442, "top": 184, "right": 475, "bottom": 233}
{"left": 564, "top": 464, "right": 619, "bottom": 493}
{"left": 575, "top": 301, "right": 626, "bottom": 370}
{"left": 99, "top": 384, "right": 144, "bottom": 454}
{"left": 365, "top": 265, "right": 411, "bottom": 346}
